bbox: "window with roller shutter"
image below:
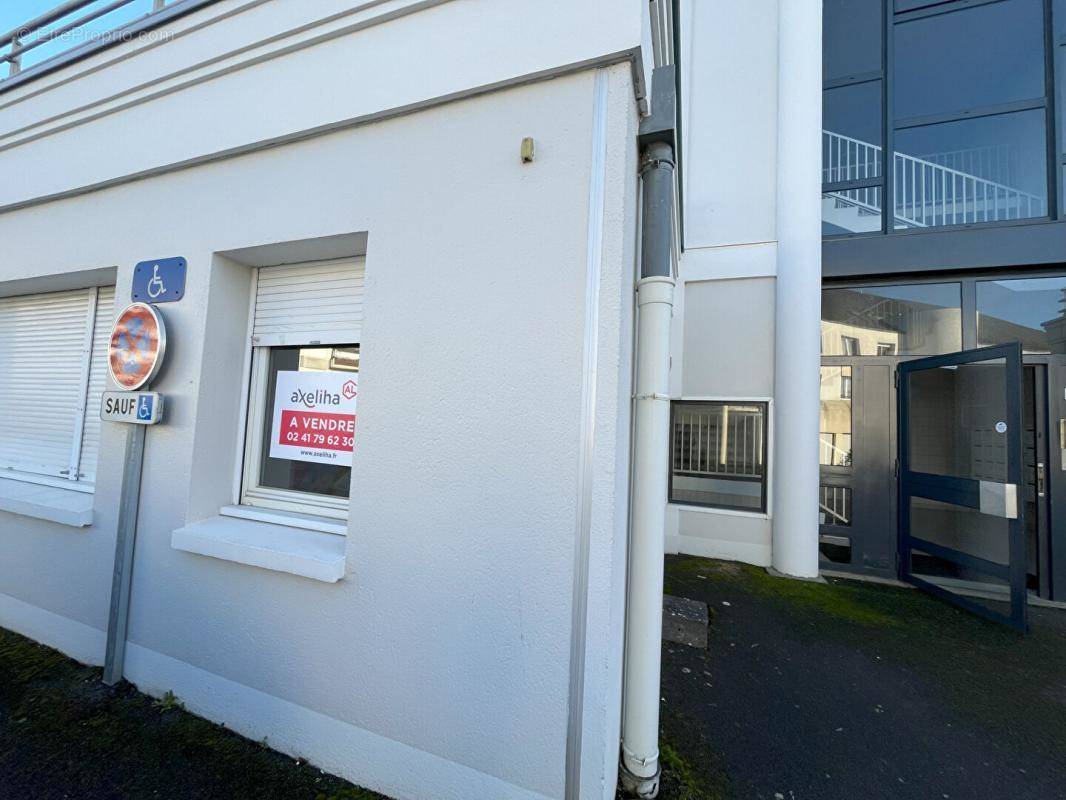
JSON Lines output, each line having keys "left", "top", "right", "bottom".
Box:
{"left": 0, "top": 285, "right": 115, "bottom": 490}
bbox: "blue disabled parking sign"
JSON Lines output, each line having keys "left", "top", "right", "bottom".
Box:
{"left": 137, "top": 394, "right": 155, "bottom": 421}
{"left": 132, "top": 257, "right": 186, "bottom": 303}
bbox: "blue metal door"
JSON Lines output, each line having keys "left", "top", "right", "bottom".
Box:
{"left": 898, "top": 344, "right": 1027, "bottom": 631}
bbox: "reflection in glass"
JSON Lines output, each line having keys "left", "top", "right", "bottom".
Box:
{"left": 824, "top": 82, "right": 883, "bottom": 182}
{"left": 820, "top": 367, "right": 852, "bottom": 467}
{"left": 907, "top": 360, "right": 1008, "bottom": 482}
{"left": 976, "top": 277, "right": 1066, "bottom": 354}
{"left": 824, "top": 0, "right": 881, "bottom": 80}
{"left": 670, "top": 402, "right": 767, "bottom": 512}
{"left": 893, "top": 111, "right": 1048, "bottom": 229}
{"left": 823, "top": 191, "right": 882, "bottom": 235}
{"left": 911, "top": 498, "right": 1009, "bottom": 573}
{"left": 894, "top": 0, "right": 1044, "bottom": 120}
{"left": 821, "top": 284, "right": 961, "bottom": 356}
{"left": 819, "top": 486, "right": 852, "bottom": 527}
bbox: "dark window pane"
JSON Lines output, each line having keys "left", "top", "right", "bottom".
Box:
{"left": 258, "top": 345, "right": 359, "bottom": 499}
{"left": 977, "top": 276, "right": 1066, "bottom": 353}
{"left": 824, "top": 0, "right": 883, "bottom": 80}
{"left": 824, "top": 82, "right": 883, "bottom": 182}
{"left": 894, "top": 0, "right": 1045, "bottom": 120}
{"left": 907, "top": 358, "right": 1009, "bottom": 481}
{"left": 893, "top": 110, "right": 1048, "bottom": 228}
{"left": 823, "top": 190, "right": 883, "bottom": 235}
{"left": 821, "top": 283, "right": 961, "bottom": 355}
{"left": 670, "top": 402, "right": 767, "bottom": 512}
{"left": 820, "top": 367, "right": 853, "bottom": 467}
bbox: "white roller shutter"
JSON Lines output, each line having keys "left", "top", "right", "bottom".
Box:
{"left": 0, "top": 285, "right": 114, "bottom": 486}
{"left": 0, "top": 289, "right": 93, "bottom": 480}
{"left": 77, "top": 286, "right": 116, "bottom": 484}
{"left": 252, "top": 257, "right": 365, "bottom": 346}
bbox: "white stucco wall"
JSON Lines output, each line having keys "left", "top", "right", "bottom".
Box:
{"left": 0, "top": 4, "right": 647, "bottom": 797}
{"left": 668, "top": 0, "right": 780, "bottom": 566}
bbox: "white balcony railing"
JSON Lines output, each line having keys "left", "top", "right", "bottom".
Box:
{"left": 823, "top": 129, "right": 1046, "bottom": 229}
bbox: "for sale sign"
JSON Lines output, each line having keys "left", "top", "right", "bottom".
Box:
{"left": 269, "top": 371, "right": 357, "bottom": 467}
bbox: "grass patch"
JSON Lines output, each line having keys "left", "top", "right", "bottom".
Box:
{"left": 0, "top": 626, "right": 386, "bottom": 800}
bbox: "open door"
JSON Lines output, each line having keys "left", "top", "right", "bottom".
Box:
{"left": 898, "top": 343, "right": 1028, "bottom": 631}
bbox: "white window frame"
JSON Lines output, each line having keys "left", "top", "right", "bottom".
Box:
{"left": 0, "top": 285, "right": 111, "bottom": 493}
{"left": 238, "top": 346, "right": 352, "bottom": 521}
{"left": 235, "top": 259, "right": 362, "bottom": 524}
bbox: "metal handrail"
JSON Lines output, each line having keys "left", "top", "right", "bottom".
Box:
{"left": 823, "top": 129, "right": 1046, "bottom": 229}
{"left": 1, "top": 0, "right": 165, "bottom": 77}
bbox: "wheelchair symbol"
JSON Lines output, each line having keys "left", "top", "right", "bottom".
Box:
{"left": 147, "top": 264, "right": 166, "bottom": 299}
{"left": 137, "top": 395, "right": 154, "bottom": 420}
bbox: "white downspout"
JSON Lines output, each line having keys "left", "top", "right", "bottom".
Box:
{"left": 620, "top": 135, "right": 676, "bottom": 799}
{"left": 772, "top": 0, "right": 823, "bottom": 579}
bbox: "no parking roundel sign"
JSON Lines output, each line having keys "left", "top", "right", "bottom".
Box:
{"left": 108, "top": 302, "right": 167, "bottom": 391}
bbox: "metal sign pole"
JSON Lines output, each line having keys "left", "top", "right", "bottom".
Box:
{"left": 102, "top": 420, "right": 147, "bottom": 685}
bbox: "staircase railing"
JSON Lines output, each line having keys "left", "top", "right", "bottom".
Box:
{"left": 823, "top": 129, "right": 1046, "bottom": 229}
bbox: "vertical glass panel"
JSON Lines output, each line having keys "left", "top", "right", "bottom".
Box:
{"left": 910, "top": 497, "right": 1010, "bottom": 583}
{"left": 824, "top": 82, "right": 884, "bottom": 182}
{"left": 670, "top": 402, "right": 767, "bottom": 512}
{"left": 894, "top": 0, "right": 1045, "bottom": 119}
{"left": 258, "top": 345, "right": 359, "bottom": 498}
{"left": 824, "top": 0, "right": 883, "bottom": 80}
{"left": 893, "top": 111, "right": 1049, "bottom": 228}
{"left": 823, "top": 190, "right": 883, "bottom": 235}
{"left": 906, "top": 359, "right": 1008, "bottom": 481}
{"left": 820, "top": 367, "right": 853, "bottom": 467}
{"left": 819, "top": 486, "right": 853, "bottom": 527}
{"left": 822, "top": 283, "right": 962, "bottom": 355}
{"left": 977, "top": 277, "right": 1066, "bottom": 353}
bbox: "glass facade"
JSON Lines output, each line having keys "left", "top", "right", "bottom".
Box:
{"left": 820, "top": 367, "right": 852, "bottom": 467}
{"left": 977, "top": 277, "right": 1066, "bottom": 353}
{"left": 823, "top": 0, "right": 1056, "bottom": 234}
{"left": 893, "top": 0, "right": 1044, "bottom": 119}
{"left": 821, "top": 283, "right": 962, "bottom": 356}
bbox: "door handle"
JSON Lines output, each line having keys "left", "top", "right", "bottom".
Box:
{"left": 1037, "top": 462, "right": 1046, "bottom": 498}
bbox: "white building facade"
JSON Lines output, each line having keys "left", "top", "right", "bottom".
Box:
{"left": 0, "top": 1, "right": 844, "bottom": 800}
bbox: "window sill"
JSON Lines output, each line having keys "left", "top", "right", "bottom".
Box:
{"left": 219, "top": 504, "right": 346, "bottom": 535}
{"left": 669, "top": 502, "right": 770, "bottom": 521}
{"left": 171, "top": 514, "right": 346, "bottom": 583}
{"left": 0, "top": 476, "right": 93, "bottom": 527}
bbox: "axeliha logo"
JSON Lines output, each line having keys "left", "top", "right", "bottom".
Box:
{"left": 291, "top": 389, "right": 342, "bottom": 409}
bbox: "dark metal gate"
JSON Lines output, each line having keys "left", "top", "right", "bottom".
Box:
{"left": 898, "top": 343, "right": 1028, "bottom": 631}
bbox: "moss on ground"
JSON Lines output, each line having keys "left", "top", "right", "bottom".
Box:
{"left": 664, "top": 555, "right": 1066, "bottom": 766}
{"left": 0, "top": 627, "right": 385, "bottom": 800}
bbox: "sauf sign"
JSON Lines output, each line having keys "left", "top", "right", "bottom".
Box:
{"left": 270, "top": 371, "right": 358, "bottom": 466}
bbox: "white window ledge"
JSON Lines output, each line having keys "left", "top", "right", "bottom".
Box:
{"left": 171, "top": 513, "right": 346, "bottom": 583}
{"left": 0, "top": 477, "right": 93, "bottom": 527}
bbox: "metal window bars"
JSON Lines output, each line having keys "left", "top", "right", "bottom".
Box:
{"left": 1, "top": 0, "right": 166, "bottom": 79}
{"left": 672, "top": 404, "right": 765, "bottom": 480}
